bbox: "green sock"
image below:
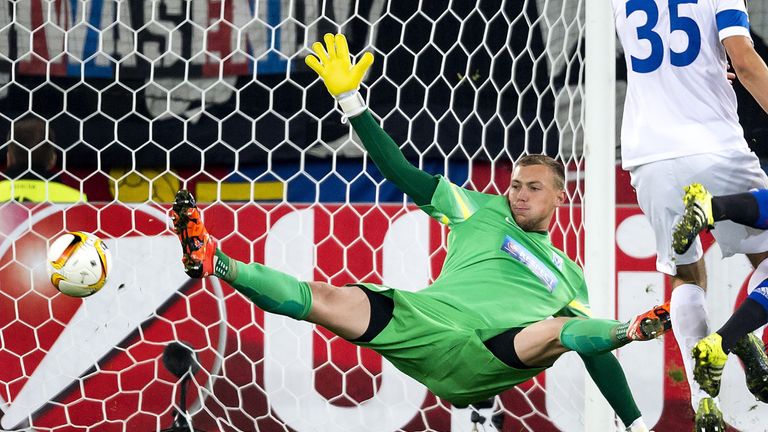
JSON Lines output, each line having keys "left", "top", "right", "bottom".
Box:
{"left": 559, "top": 318, "right": 626, "bottom": 355}
{"left": 214, "top": 249, "right": 238, "bottom": 281}
{"left": 581, "top": 352, "right": 641, "bottom": 427}
{"left": 214, "top": 249, "right": 312, "bottom": 320}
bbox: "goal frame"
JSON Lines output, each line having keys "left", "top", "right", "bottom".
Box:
{"left": 584, "top": 1, "right": 617, "bottom": 430}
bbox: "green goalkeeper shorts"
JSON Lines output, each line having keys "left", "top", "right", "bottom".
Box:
{"left": 351, "top": 283, "right": 546, "bottom": 406}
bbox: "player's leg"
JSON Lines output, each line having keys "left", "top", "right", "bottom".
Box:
{"left": 556, "top": 303, "right": 671, "bottom": 355}
{"left": 170, "top": 189, "right": 374, "bottom": 340}
{"left": 631, "top": 156, "right": 716, "bottom": 418}
{"left": 673, "top": 184, "right": 768, "bottom": 256}
{"left": 493, "top": 325, "right": 655, "bottom": 429}
{"left": 502, "top": 303, "right": 671, "bottom": 366}
{"left": 722, "top": 252, "right": 768, "bottom": 351}
{"left": 673, "top": 184, "right": 768, "bottom": 255}
{"left": 693, "top": 251, "right": 768, "bottom": 402}
{"left": 733, "top": 254, "right": 768, "bottom": 404}
{"left": 581, "top": 352, "right": 647, "bottom": 432}
{"left": 669, "top": 261, "right": 713, "bottom": 397}
{"left": 678, "top": 150, "right": 768, "bottom": 428}
{"left": 307, "top": 282, "right": 389, "bottom": 341}
{"left": 669, "top": 261, "right": 725, "bottom": 429}
{"left": 505, "top": 311, "right": 668, "bottom": 432}
{"left": 671, "top": 183, "right": 714, "bottom": 255}
{"left": 485, "top": 323, "right": 646, "bottom": 429}
{"left": 501, "top": 317, "right": 570, "bottom": 367}
{"left": 681, "top": 154, "right": 768, "bottom": 402}
{"left": 710, "top": 189, "right": 768, "bottom": 229}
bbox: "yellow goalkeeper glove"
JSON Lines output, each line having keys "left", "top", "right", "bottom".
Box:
{"left": 305, "top": 33, "right": 374, "bottom": 117}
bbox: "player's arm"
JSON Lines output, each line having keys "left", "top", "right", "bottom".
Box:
{"left": 724, "top": 36, "right": 768, "bottom": 114}
{"left": 349, "top": 112, "right": 437, "bottom": 206}
{"left": 305, "top": 33, "right": 437, "bottom": 206}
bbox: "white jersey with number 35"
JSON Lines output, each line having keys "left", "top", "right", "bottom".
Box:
{"left": 612, "top": 0, "right": 752, "bottom": 168}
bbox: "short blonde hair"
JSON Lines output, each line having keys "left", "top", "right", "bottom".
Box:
{"left": 515, "top": 154, "right": 565, "bottom": 190}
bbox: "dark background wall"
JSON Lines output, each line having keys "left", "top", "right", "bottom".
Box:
{"left": 0, "top": 0, "right": 765, "bottom": 170}
{"left": 0, "top": 0, "right": 561, "bottom": 169}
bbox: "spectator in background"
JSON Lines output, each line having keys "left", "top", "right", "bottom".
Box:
{"left": 0, "top": 115, "right": 85, "bottom": 203}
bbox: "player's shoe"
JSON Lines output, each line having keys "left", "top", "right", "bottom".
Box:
{"left": 170, "top": 189, "right": 216, "bottom": 278}
{"left": 731, "top": 333, "right": 768, "bottom": 403}
{"left": 672, "top": 183, "right": 714, "bottom": 255}
{"left": 694, "top": 397, "right": 725, "bottom": 432}
{"left": 692, "top": 333, "right": 728, "bottom": 397}
{"left": 627, "top": 302, "right": 672, "bottom": 341}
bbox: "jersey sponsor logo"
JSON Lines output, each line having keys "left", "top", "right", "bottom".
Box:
{"left": 500, "top": 235, "right": 559, "bottom": 292}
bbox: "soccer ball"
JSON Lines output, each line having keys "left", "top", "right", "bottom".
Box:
{"left": 46, "top": 231, "right": 112, "bottom": 297}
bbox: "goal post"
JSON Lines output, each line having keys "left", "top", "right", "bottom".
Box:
{"left": 584, "top": 0, "right": 617, "bottom": 430}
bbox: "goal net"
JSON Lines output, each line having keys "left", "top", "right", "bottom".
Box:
{"left": 6, "top": 0, "right": 761, "bottom": 431}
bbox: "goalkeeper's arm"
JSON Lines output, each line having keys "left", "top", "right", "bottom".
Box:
{"left": 305, "top": 33, "right": 437, "bottom": 206}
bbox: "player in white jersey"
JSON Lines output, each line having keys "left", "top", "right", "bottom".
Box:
{"left": 612, "top": 0, "right": 768, "bottom": 430}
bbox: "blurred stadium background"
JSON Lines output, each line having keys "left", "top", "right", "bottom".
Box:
{"left": 0, "top": 1, "right": 766, "bottom": 431}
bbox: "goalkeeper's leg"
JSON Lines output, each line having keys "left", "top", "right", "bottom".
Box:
{"left": 510, "top": 305, "right": 669, "bottom": 432}
{"left": 557, "top": 302, "right": 671, "bottom": 356}
{"left": 509, "top": 302, "right": 671, "bottom": 367}
{"left": 170, "top": 189, "right": 373, "bottom": 340}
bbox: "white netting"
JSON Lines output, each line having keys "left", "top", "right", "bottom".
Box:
{"left": 0, "top": 1, "right": 595, "bottom": 431}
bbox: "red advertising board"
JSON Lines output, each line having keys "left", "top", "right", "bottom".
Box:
{"left": 0, "top": 203, "right": 765, "bottom": 431}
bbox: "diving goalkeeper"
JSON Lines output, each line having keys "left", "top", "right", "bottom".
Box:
{"left": 171, "top": 33, "right": 669, "bottom": 432}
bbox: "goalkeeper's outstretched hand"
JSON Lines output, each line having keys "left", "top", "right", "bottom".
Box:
{"left": 305, "top": 33, "right": 374, "bottom": 98}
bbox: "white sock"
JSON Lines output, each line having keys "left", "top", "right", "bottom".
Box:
{"left": 626, "top": 417, "right": 649, "bottom": 432}
{"left": 670, "top": 283, "right": 711, "bottom": 410}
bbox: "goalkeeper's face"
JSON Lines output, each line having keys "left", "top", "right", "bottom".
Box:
{"left": 508, "top": 165, "right": 565, "bottom": 232}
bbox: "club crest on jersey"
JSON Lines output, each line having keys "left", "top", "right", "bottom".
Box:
{"left": 552, "top": 252, "right": 563, "bottom": 270}
{"left": 501, "top": 235, "right": 558, "bottom": 292}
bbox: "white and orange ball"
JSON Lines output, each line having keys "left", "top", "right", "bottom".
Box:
{"left": 46, "top": 231, "right": 111, "bottom": 297}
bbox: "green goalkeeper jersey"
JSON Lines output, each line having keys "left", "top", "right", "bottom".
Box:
{"left": 348, "top": 111, "right": 590, "bottom": 328}
{"left": 348, "top": 110, "right": 592, "bottom": 404}
{"left": 409, "top": 176, "right": 591, "bottom": 337}
{"left": 354, "top": 176, "right": 592, "bottom": 405}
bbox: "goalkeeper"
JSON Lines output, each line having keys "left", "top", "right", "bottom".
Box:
{"left": 171, "top": 34, "right": 669, "bottom": 432}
